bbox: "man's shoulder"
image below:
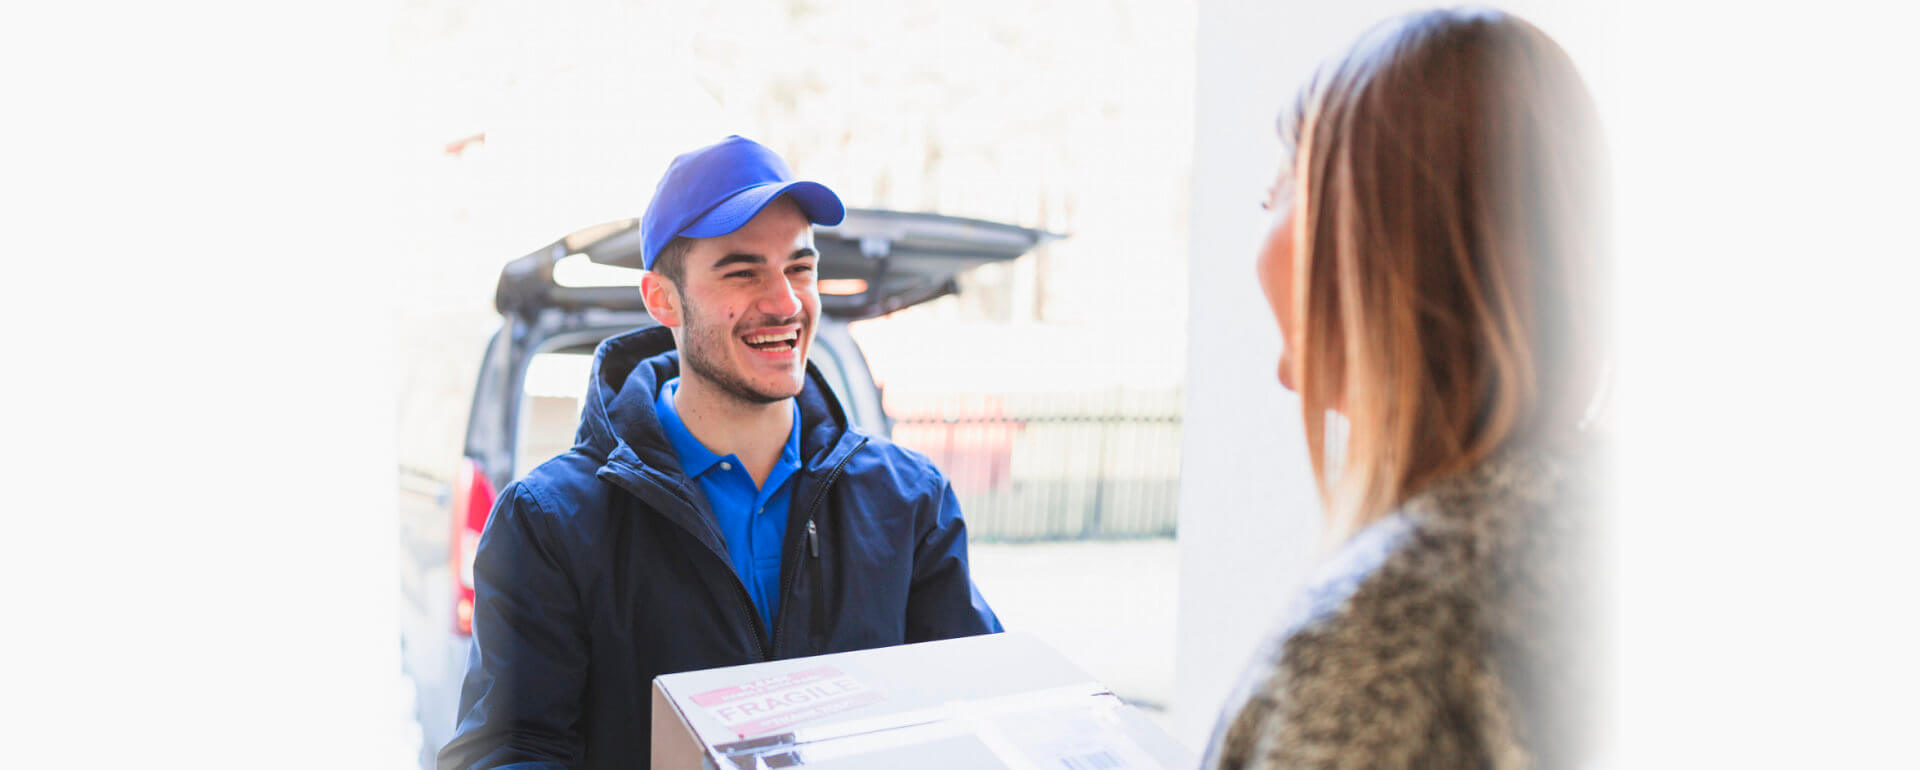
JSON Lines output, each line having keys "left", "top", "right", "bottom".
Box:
{"left": 504, "top": 448, "right": 618, "bottom": 524}
{"left": 841, "top": 432, "right": 946, "bottom": 490}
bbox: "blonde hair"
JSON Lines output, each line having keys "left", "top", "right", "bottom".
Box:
{"left": 1286, "top": 8, "right": 1608, "bottom": 540}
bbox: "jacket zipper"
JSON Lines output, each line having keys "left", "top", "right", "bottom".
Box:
{"left": 687, "top": 493, "right": 772, "bottom": 662}
{"left": 731, "top": 571, "right": 768, "bottom": 661}
{"left": 771, "top": 438, "right": 867, "bottom": 656}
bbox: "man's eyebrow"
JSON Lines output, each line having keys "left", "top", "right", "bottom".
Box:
{"left": 711, "top": 253, "right": 766, "bottom": 270}
{"left": 711, "top": 247, "right": 816, "bottom": 271}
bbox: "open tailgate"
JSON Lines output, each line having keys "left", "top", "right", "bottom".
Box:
{"left": 494, "top": 209, "right": 1059, "bottom": 320}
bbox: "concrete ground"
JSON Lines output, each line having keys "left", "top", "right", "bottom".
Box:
{"left": 967, "top": 538, "right": 1182, "bottom": 738}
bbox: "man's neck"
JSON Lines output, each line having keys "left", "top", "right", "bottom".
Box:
{"left": 671, "top": 374, "right": 792, "bottom": 488}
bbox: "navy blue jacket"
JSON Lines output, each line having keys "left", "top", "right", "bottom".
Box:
{"left": 439, "top": 326, "right": 1002, "bottom": 769}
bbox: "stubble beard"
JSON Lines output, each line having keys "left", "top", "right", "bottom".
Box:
{"left": 679, "top": 301, "right": 808, "bottom": 407}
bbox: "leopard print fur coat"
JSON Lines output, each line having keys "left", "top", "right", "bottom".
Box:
{"left": 1202, "top": 444, "right": 1601, "bottom": 770}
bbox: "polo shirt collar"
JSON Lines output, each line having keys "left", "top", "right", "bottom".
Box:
{"left": 655, "top": 378, "right": 725, "bottom": 478}
{"left": 655, "top": 377, "right": 804, "bottom": 480}
{"left": 776, "top": 398, "right": 802, "bottom": 470}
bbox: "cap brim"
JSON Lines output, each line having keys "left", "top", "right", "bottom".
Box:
{"left": 680, "top": 180, "right": 846, "bottom": 240}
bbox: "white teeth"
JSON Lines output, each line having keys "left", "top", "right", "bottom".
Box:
{"left": 744, "top": 331, "right": 798, "bottom": 344}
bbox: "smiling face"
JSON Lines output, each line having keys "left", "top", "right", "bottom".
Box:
{"left": 641, "top": 196, "right": 820, "bottom": 406}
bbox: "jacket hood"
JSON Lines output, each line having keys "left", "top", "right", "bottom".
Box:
{"left": 575, "top": 325, "right": 863, "bottom": 477}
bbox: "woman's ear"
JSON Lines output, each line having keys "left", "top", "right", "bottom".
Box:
{"left": 640, "top": 272, "right": 682, "bottom": 328}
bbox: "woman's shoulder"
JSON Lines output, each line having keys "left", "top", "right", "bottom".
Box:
{"left": 1205, "top": 444, "right": 1595, "bottom": 769}
{"left": 1301, "top": 439, "right": 1594, "bottom": 619}
{"left": 1294, "top": 443, "right": 1597, "bottom": 694}
{"left": 1206, "top": 510, "right": 1485, "bottom": 768}
{"left": 1284, "top": 511, "right": 1452, "bottom": 637}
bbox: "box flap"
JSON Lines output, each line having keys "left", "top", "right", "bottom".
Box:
{"left": 656, "top": 632, "right": 1100, "bottom": 747}
{"left": 652, "top": 632, "right": 1195, "bottom": 769}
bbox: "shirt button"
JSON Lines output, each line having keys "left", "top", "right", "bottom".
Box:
{"left": 719, "top": 462, "right": 732, "bottom": 471}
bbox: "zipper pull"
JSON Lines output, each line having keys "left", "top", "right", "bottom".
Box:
{"left": 807, "top": 520, "right": 819, "bottom": 558}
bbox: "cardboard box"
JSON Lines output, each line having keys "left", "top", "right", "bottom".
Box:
{"left": 651, "top": 632, "right": 1194, "bottom": 769}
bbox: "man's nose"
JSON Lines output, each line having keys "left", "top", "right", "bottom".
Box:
{"left": 758, "top": 275, "right": 803, "bottom": 318}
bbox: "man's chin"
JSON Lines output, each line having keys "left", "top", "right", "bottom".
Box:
{"left": 737, "top": 366, "right": 807, "bottom": 403}
{"left": 763, "top": 375, "right": 806, "bottom": 401}
{"left": 685, "top": 354, "right": 802, "bottom": 406}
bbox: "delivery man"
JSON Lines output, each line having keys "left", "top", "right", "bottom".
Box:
{"left": 439, "top": 135, "right": 1003, "bottom": 769}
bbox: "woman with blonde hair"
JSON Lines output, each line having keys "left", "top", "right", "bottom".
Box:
{"left": 1204, "top": 8, "right": 1608, "bottom": 769}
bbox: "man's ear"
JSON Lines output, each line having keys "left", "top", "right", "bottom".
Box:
{"left": 640, "top": 272, "right": 683, "bottom": 328}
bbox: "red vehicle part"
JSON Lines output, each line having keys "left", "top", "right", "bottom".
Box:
{"left": 450, "top": 457, "right": 496, "bottom": 637}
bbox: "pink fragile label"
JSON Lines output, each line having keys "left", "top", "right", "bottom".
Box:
{"left": 689, "top": 665, "right": 887, "bottom": 738}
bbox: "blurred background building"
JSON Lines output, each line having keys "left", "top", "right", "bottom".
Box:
{"left": 389, "top": 0, "right": 1193, "bottom": 376}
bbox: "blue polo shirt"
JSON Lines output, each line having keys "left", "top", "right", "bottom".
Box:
{"left": 654, "top": 377, "right": 802, "bottom": 632}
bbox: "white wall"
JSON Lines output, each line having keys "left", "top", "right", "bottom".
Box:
{"left": 1175, "top": 0, "right": 1614, "bottom": 749}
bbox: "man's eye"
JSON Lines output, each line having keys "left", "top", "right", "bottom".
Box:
{"left": 726, "top": 271, "right": 753, "bottom": 279}
{"left": 789, "top": 264, "right": 816, "bottom": 274}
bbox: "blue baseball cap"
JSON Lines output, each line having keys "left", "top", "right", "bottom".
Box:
{"left": 639, "top": 135, "right": 846, "bottom": 269}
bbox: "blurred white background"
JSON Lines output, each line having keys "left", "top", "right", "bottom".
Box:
{"left": 5, "top": 0, "right": 1917, "bottom": 767}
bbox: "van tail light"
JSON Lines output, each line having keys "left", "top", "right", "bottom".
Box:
{"left": 450, "top": 457, "right": 498, "bottom": 637}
